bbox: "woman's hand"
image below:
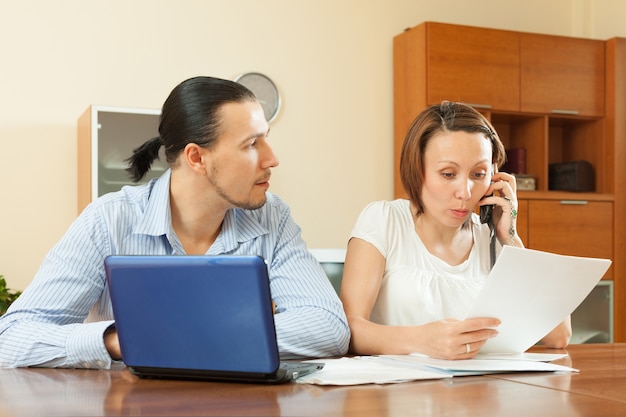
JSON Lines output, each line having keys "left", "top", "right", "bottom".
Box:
{"left": 480, "top": 171, "right": 524, "bottom": 247}
{"left": 417, "top": 317, "right": 501, "bottom": 359}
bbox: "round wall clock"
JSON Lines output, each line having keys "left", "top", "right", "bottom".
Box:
{"left": 235, "top": 72, "right": 281, "bottom": 122}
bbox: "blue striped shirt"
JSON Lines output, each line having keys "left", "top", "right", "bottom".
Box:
{"left": 0, "top": 170, "right": 349, "bottom": 369}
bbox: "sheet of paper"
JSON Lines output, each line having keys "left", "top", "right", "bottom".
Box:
{"left": 465, "top": 246, "right": 612, "bottom": 354}
{"left": 385, "top": 355, "right": 578, "bottom": 376}
{"left": 474, "top": 352, "right": 569, "bottom": 362}
{"left": 295, "top": 356, "right": 451, "bottom": 385}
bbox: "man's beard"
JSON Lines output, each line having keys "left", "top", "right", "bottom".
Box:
{"left": 208, "top": 165, "right": 267, "bottom": 211}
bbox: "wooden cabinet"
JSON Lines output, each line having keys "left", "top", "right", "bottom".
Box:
{"left": 527, "top": 199, "right": 613, "bottom": 278}
{"left": 394, "top": 22, "right": 607, "bottom": 197}
{"left": 520, "top": 33, "right": 605, "bottom": 116}
{"left": 423, "top": 22, "right": 520, "bottom": 111}
{"left": 394, "top": 22, "right": 626, "bottom": 342}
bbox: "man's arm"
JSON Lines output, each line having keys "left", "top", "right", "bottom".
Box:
{"left": 0, "top": 207, "right": 116, "bottom": 369}
{"left": 262, "top": 198, "right": 350, "bottom": 358}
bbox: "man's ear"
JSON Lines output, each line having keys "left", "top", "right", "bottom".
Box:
{"left": 183, "top": 143, "right": 208, "bottom": 174}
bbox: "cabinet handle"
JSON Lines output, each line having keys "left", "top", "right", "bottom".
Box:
{"left": 464, "top": 103, "right": 492, "bottom": 109}
{"left": 560, "top": 200, "right": 588, "bottom": 205}
{"left": 551, "top": 109, "right": 580, "bottom": 115}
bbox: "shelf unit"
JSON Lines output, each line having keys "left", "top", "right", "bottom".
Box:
{"left": 393, "top": 22, "right": 626, "bottom": 342}
{"left": 77, "top": 105, "right": 165, "bottom": 213}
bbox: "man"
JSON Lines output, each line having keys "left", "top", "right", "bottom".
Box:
{"left": 0, "top": 76, "right": 349, "bottom": 368}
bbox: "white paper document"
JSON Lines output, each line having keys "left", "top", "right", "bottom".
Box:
{"left": 474, "top": 352, "right": 569, "bottom": 362}
{"left": 465, "top": 246, "right": 612, "bottom": 354}
{"left": 385, "top": 355, "right": 578, "bottom": 376}
{"left": 295, "top": 356, "right": 451, "bottom": 385}
{"left": 296, "top": 354, "right": 578, "bottom": 385}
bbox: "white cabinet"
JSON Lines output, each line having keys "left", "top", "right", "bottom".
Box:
{"left": 77, "top": 106, "right": 166, "bottom": 213}
{"left": 571, "top": 281, "right": 613, "bottom": 344}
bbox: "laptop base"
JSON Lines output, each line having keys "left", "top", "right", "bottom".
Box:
{"left": 129, "top": 361, "right": 325, "bottom": 384}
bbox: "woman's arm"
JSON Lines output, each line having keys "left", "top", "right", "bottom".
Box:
{"left": 540, "top": 317, "right": 572, "bottom": 348}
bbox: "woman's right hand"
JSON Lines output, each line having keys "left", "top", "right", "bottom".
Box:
{"left": 417, "top": 317, "right": 501, "bottom": 359}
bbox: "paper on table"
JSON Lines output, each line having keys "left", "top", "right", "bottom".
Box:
{"left": 474, "top": 352, "right": 569, "bottom": 362}
{"left": 296, "top": 354, "right": 577, "bottom": 385}
{"left": 465, "top": 246, "right": 612, "bottom": 354}
{"left": 385, "top": 355, "right": 578, "bottom": 376}
{"left": 295, "top": 356, "right": 451, "bottom": 385}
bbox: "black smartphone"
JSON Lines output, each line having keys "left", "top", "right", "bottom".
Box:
{"left": 481, "top": 165, "right": 496, "bottom": 225}
{"left": 480, "top": 199, "right": 494, "bottom": 225}
{"left": 481, "top": 193, "right": 497, "bottom": 270}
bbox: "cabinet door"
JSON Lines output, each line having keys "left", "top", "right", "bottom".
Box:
{"left": 426, "top": 22, "right": 520, "bottom": 111}
{"left": 520, "top": 34, "right": 605, "bottom": 116}
{"left": 527, "top": 200, "right": 613, "bottom": 277}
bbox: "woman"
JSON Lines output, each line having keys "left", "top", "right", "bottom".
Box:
{"left": 341, "top": 101, "right": 571, "bottom": 359}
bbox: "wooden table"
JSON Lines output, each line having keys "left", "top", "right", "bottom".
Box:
{"left": 1, "top": 344, "right": 625, "bottom": 416}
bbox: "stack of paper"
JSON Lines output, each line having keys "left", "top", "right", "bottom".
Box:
{"left": 297, "top": 354, "right": 575, "bottom": 385}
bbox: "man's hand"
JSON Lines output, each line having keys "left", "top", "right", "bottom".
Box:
{"left": 104, "top": 326, "right": 122, "bottom": 361}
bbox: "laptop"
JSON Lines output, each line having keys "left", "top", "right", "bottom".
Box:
{"left": 104, "top": 255, "right": 324, "bottom": 383}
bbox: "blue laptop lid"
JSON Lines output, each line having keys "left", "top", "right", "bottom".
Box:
{"left": 104, "top": 255, "right": 281, "bottom": 375}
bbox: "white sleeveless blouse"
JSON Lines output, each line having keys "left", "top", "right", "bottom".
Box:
{"left": 350, "top": 199, "right": 494, "bottom": 325}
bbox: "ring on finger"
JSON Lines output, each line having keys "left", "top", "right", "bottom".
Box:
{"left": 465, "top": 343, "right": 471, "bottom": 354}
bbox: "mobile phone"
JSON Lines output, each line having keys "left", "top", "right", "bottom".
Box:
{"left": 480, "top": 198, "right": 494, "bottom": 225}
{"left": 481, "top": 165, "right": 496, "bottom": 225}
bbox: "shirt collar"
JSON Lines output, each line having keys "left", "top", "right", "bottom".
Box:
{"left": 216, "top": 208, "right": 269, "bottom": 253}
{"left": 133, "top": 169, "right": 172, "bottom": 237}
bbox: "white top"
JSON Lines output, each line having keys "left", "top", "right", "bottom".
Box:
{"left": 350, "top": 199, "right": 494, "bottom": 325}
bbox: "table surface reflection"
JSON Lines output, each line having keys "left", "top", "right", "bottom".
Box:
{"left": 1, "top": 344, "right": 625, "bottom": 416}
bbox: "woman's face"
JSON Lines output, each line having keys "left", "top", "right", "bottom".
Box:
{"left": 420, "top": 130, "right": 493, "bottom": 228}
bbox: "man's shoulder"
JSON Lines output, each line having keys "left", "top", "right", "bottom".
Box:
{"left": 91, "top": 184, "right": 148, "bottom": 207}
{"left": 81, "top": 181, "right": 156, "bottom": 219}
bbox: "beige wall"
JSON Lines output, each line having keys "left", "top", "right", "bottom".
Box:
{"left": 1, "top": 0, "right": 625, "bottom": 290}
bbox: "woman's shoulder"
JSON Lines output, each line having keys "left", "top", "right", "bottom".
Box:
{"left": 360, "top": 199, "right": 410, "bottom": 217}
{"left": 353, "top": 199, "right": 413, "bottom": 237}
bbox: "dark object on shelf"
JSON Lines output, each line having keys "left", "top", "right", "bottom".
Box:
{"left": 503, "top": 148, "right": 526, "bottom": 175}
{"left": 549, "top": 160, "right": 595, "bottom": 192}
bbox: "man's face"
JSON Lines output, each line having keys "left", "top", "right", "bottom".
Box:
{"left": 205, "top": 100, "right": 278, "bottom": 210}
